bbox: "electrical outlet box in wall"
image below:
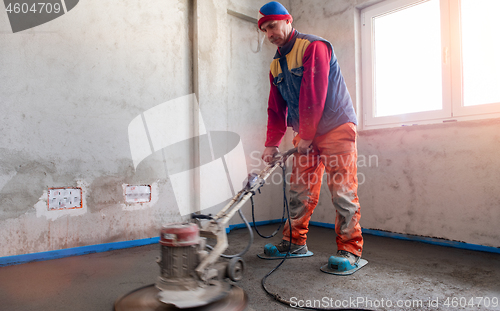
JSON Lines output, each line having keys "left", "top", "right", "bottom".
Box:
{"left": 125, "top": 185, "right": 151, "bottom": 203}
{"left": 48, "top": 188, "right": 82, "bottom": 210}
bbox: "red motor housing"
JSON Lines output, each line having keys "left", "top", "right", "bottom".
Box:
{"left": 160, "top": 223, "right": 200, "bottom": 247}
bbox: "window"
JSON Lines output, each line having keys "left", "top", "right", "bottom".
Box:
{"left": 361, "top": 0, "right": 500, "bottom": 129}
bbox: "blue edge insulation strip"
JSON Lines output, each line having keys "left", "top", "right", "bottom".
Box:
{"left": 1, "top": 219, "right": 498, "bottom": 267}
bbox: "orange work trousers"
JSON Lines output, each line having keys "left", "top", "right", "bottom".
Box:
{"left": 282, "top": 122, "right": 363, "bottom": 256}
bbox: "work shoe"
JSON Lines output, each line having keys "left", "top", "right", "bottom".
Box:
{"left": 274, "top": 240, "right": 308, "bottom": 254}
{"left": 336, "top": 250, "right": 360, "bottom": 265}
{"left": 259, "top": 240, "right": 313, "bottom": 259}
{"left": 320, "top": 250, "right": 367, "bottom": 275}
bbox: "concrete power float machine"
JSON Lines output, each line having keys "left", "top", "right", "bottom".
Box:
{"left": 114, "top": 147, "right": 368, "bottom": 311}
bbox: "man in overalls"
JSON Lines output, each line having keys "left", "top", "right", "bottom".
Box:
{"left": 258, "top": 1, "right": 364, "bottom": 273}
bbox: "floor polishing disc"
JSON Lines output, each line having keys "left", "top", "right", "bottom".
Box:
{"left": 114, "top": 284, "right": 248, "bottom": 311}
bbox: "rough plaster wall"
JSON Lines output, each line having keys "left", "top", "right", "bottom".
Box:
{"left": 358, "top": 120, "right": 500, "bottom": 247}
{"left": 196, "top": 0, "right": 294, "bottom": 226}
{"left": 289, "top": 0, "right": 358, "bottom": 110}
{"left": 0, "top": 0, "right": 190, "bottom": 256}
{"left": 226, "top": 14, "right": 283, "bottom": 224}
{"left": 0, "top": 0, "right": 292, "bottom": 257}
{"left": 288, "top": 0, "right": 500, "bottom": 247}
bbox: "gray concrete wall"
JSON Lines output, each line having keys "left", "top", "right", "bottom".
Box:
{"left": 0, "top": 0, "right": 192, "bottom": 257}
{"left": 289, "top": 0, "right": 500, "bottom": 247}
{"left": 0, "top": 0, "right": 280, "bottom": 257}
{"left": 197, "top": 0, "right": 294, "bottom": 226}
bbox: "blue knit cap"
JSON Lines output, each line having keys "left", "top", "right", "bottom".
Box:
{"left": 258, "top": 1, "right": 293, "bottom": 30}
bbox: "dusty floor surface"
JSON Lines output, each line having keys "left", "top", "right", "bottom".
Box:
{"left": 0, "top": 225, "right": 499, "bottom": 311}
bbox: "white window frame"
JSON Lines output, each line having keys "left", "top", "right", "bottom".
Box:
{"left": 361, "top": 0, "right": 500, "bottom": 130}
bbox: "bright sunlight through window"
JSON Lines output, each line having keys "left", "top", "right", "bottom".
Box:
{"left": 461, "top": 0, "right": 500, "bottom": 107}
{"left": 373, "top": 0, "right": 442, "bottom": 117}
{"left": 362, "top": 0, "right": 500, "bottom": 129}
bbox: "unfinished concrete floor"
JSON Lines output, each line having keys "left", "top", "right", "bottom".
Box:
{"left": 0, "top": 225, "right": 499, "bottom": 311}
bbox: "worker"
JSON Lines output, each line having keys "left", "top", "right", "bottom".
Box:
{"left": 258, "top": 1, "right": 364, "bottom": 272}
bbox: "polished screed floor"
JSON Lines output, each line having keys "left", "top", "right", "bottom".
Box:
{"left": 0, "top": 225, "right": 499, "bottom": 311}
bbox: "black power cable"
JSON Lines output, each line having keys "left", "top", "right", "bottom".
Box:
{"left": 251, "top": 193, "right": 286, "bottom": 239}
{"left": 252, "top": 161, "right": 373, "bottom": 311}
